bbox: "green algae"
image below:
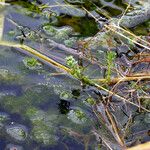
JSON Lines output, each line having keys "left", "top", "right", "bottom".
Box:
{"left": 10, "top": 1, "right": 42, "bottom": 14}
{"left": 42, "top": 25, "right": 57, "bottom": 36}
{"left": 84, "top": 97, "right": 95, "bottom": 106}
{"left": 23, "top": 57, "right": 42, "bottom": 70}
{"left": 0, "top": 86, "right": 53, "bottom": 113}
{"left": 0, "top": 0, "right": 149, "bottom": 149}
{"left": 25, "top": 107, "right": 59, "bottom": 145}
{"left": 0, "top": 69, "right": 21, "bottom": 83}
{"left": 31, "top": 124, "right": 58, "bottom": 145}
{"left": 57, "top": 16, "right": 99, "bottom": 36}
{"left": 67, "top": 108, "right": 87, "bottom": 124}
{"left": 132, "top": 21, "right": 150, "bottom": 35}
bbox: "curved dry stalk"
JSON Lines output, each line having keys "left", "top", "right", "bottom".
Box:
{"left": 40, "top": 4, "right": 78, "bottom": 9}
{"left": 104, "top": 25, "right": 150, "bottom": 50}
{"left": 86, "top": 3, "right": 150, "bottom": 48}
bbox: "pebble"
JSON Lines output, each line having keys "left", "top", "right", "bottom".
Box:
{"left": 6, "top": 124, "right": 28, "bottom": 141}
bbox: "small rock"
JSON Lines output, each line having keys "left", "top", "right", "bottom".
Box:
{"left": 6, "top": 124, "right": 28, "bottom": 141}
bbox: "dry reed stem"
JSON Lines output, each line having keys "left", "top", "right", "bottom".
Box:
{"left": 110, "top": 24, "right": 150, "bottom": 47}
{"left": 92, "top": 75, "right": 150, "bottom": 84}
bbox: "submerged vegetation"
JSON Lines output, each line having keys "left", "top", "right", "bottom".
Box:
{"left": 0, "top": 0, "right": 150, "bottom": 149}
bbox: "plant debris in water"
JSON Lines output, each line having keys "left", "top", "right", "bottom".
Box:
{"left": 0, "top": 0, "right": 150, "bottom": 149}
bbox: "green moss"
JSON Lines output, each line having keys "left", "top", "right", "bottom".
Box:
{"left": 67, "top": 109, "right": 88, "bottom": 124}
{"left": 66, "top": 56, "right": 92, "bottom": 85}
{"left": 60, "top": 91, "right": 73, "bottom": 100}
{"left": 141, "top": 98, "right": 150, "bottom": 109}
{"left": 18, "top": 129, "right": 27, "bottom": 139}
{"left": 64, "top": 37, "right": 77, "bottom": 47}
{"left": 133, "top": 25, "right": 149, "bottom": 35}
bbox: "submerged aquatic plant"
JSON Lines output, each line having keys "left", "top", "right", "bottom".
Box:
{"left": 23, "top": 57, "right": 42, "bottom": 70}
{"left": 67, "top": 108, "right": 87, "bottom": 124}
{"left": 24, "top": 57, "right": 38, "bottom": 67}
{"left": 0, "top": 0, "right": 150, "bottom": 149}
{"left": 59, "top": 91, "right": 73, "bottom": 100}
{"left": 84, "top": 97, "right": 95, "bottom": 106}
{"left": 106, "top": 51, "right": 116, "bottom": 82}
{"left": 66, "top": 56, "right": 91, "bottom": 84}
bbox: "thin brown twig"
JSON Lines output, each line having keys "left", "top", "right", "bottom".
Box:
{"left": 92, "top": 75, "right": 150, "bottom": 84}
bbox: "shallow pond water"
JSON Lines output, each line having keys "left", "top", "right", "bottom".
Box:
{"left": 0, "top": 0, "right": 150, "bottom": 150}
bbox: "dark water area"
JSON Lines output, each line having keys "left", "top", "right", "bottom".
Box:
{"left": 0, "top": 84, "right": 22, "bottom": 96}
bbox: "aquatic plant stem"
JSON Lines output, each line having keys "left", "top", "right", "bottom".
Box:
{"left": 0, "top": 40, "right": 149, "bottom": 112}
